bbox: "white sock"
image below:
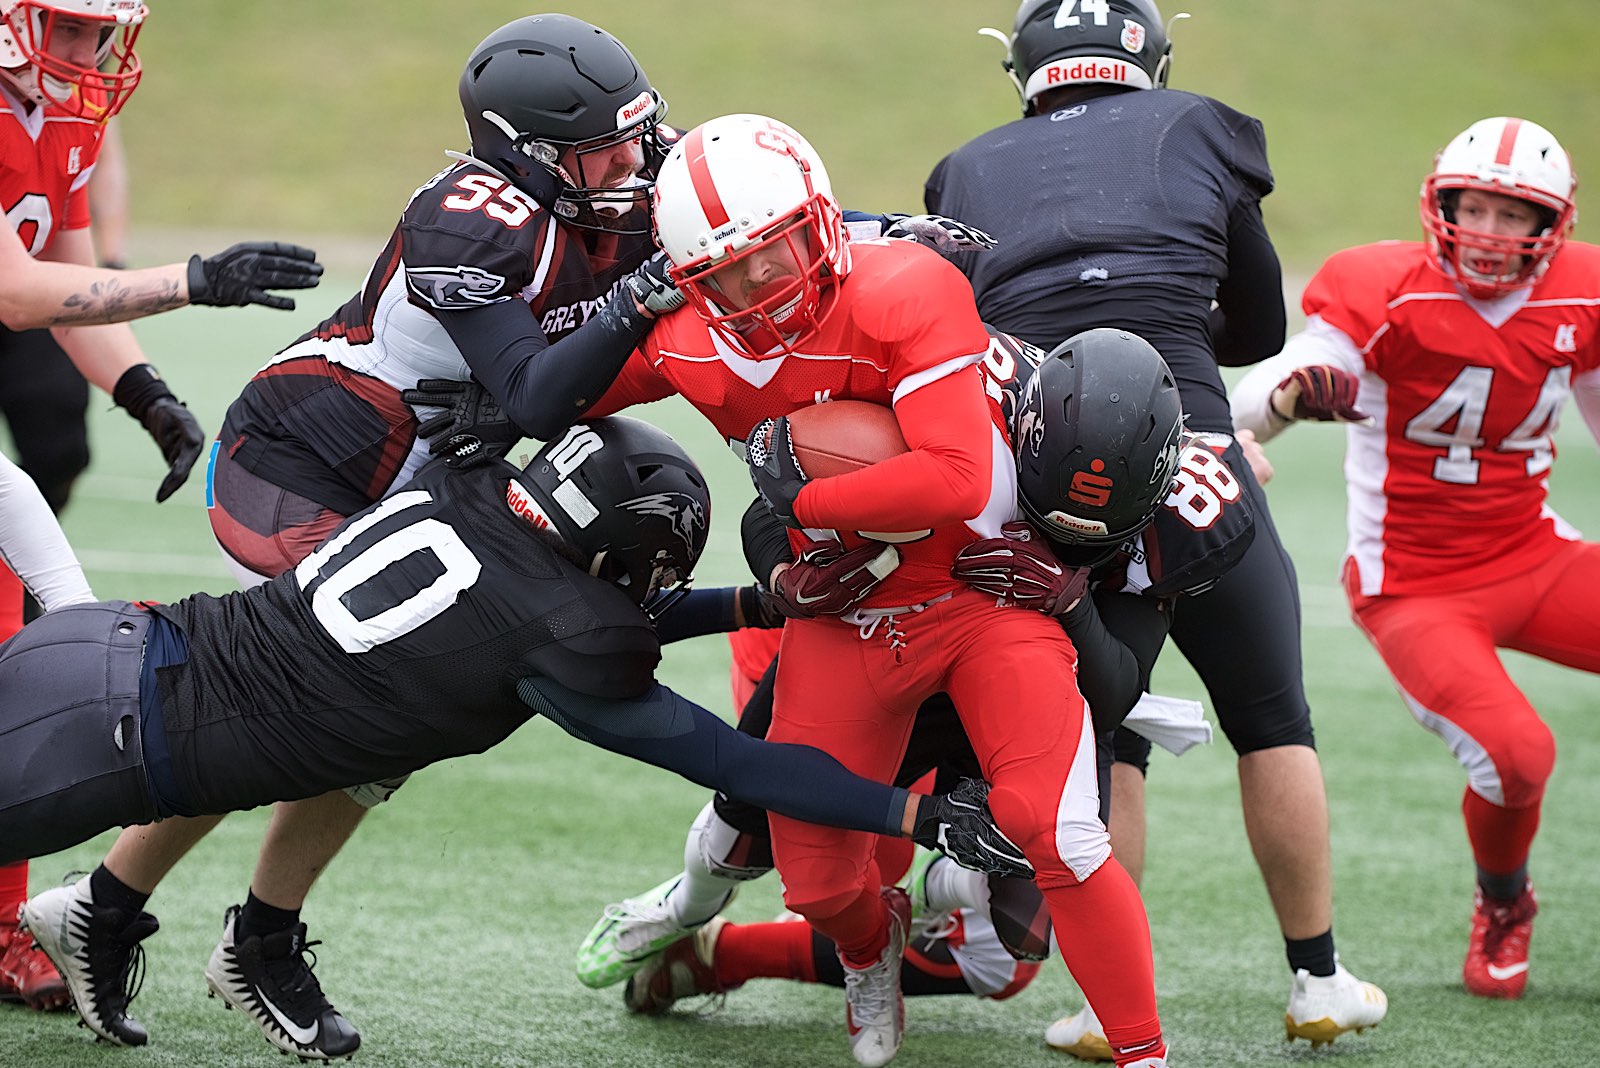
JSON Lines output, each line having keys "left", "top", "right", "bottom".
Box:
{"left": 923, "top": 855, "right": 990, "bottom": 915}
{"left": 664, "top": 802, "right": 743, "bottom": 926}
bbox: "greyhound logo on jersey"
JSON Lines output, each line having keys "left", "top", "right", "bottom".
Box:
{"left": 405, "top": 264, "right": 508, "bottom": 309}
{"left": 620, "top": 492, "right": 706, "bottom": 552}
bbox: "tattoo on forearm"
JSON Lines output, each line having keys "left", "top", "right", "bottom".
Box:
{"left": 51, "top": 276, "right": 185, "bottom": 326}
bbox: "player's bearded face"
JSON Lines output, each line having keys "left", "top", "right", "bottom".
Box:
{"left": 557, "top": 137, "right": 648, "bottom": 215}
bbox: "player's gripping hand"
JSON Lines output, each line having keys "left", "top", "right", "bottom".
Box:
{"left": 112, "top": 364, "right": 205, "bottom": 503}
{"left": 912, "top": 778, "right": 1034, "bottom": 878}
{"left": 622, "top": 251, "right": 687, "bottom": 319}
{"left": 401, "top": 378, "right": 526, "bottom": 470}
{"left": 881, "top": 213, "right": 997, "bottom": 253}
{"left": 187, "top": 242, "right": 323, "bottom": 311}
{"left": 745, "top": 416, "right": 807, "bottom": 527}
{"left": 952, "top": 521, "right": 1090, "bottom": 616}
{"left": 1272, "top": 365, "right": 1372, "bottom": 424}
{"left": 766, "top": 539, "right": 901, "bottom": 619}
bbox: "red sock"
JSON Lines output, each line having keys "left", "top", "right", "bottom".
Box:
{"left": 874, "top": 836, "right": 913, "bottom": 886}
{"left": 714, "top": 920, "right": 818, "bottom": 986}
{"left": 0, "top": 860, "right": 28, "bottom": 926}
{"left": 825, "top": 882, "right": 889, "bottom": 967}
{"left": 1043, "top": 858, "right": 1165, "bottom": 1065}
{"left": 1462, "top": 789, "right": 1541, "bottom": 876}
{"left": 0, "top": 567, "right": 33, "bottom": 928}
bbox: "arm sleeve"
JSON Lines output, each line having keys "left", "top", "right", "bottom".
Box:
{"left": 796, "top": 366, "right": 994, "bottom": 531}
{"left": 1061, "top": 589, "right": 1170, "bottom": 733}
{"left": 0, "top": 452, "right": 95, "bottom": 609}
{"left": 516, "top": 676, "right": 912, "bottom": 836}
{"left": 1210, "top": 197, "right": 1287, "bottom": 367}
{"left": 433, "top": 296, "right": 653, "bottom": 441}
{"left": 651, "top": 586, "right": 740, "bottom": 644}
{"left": 742, "top": 495, "right": 795, "bottom": 583}
{"left": 1229, "top": 316, "right": 1366, "bottom": 442}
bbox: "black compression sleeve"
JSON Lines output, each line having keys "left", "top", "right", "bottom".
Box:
{"left": 1211, "top": 197, "right": 1288, "bottom": 367}
{"left": 1060, "top": 590, "right": 1172, "bottom": 732}
{"left": 517, "top": 676, "right": 910, "bottom": 836}
{"left": 433, "top": 295, "right": 652, "bottom": 441}
{"left": 652, "top": 587, "right": 739, "bottom": 644}
{"left": 741, "top": 496, "right": 795, "bottom": 582}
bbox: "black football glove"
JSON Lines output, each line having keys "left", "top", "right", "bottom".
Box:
{"left": 1274, "top": 365, "right": 1371, "bottom": 424}
{"left": 912, "top": 778, "right": 1034, "bottom": 879}
{"left": 112, "top": 364, "right": 205, "bottom": 503}
{"left": 881, "top": 213, "right": 997, "bottom": 254}
{"left": 745, "top": 416, "right": 807, "bottom": 527}
{"left": 952, "top": 521, "right": 1091, "bottom": 616}
{"left": 767, "top": 539, "right": 901, "bottom": 619}
{"left": 401, "top": 377, "right": 527, "bottom": 470}
{"left": 622, "top": 251, "right": 687, "bottom": 318}
{"left": 187, "top": 241, "right": 324, "bottom": 311}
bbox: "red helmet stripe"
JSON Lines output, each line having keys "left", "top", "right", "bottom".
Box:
{"left": 681, "top": 124, "right": 730, "bottom": 229}
{"left": 1494, "top": 118, "right": 1523, "bottom": 166}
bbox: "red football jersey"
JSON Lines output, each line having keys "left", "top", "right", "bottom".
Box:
{"left": 1306, "top": 239, "right": 1600, "bottom": 596}
{"left": 588, "top": 239, "right": 1014, "bottom": 607}
{"left": 0, "top": 91, "right": 103, "bottom": 256}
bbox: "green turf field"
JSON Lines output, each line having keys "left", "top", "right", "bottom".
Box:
{"left": 7, "top": 1, "right": 1600, "bottom": 1065}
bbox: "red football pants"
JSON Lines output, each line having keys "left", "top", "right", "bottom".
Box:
{"left": 1347, "top": 539, "right": 1600, "bottom": 815}
{"left": 767, "top": 587, "right": 1159, "bottom": 1050}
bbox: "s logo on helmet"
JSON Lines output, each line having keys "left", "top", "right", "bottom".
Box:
{"left": 1069, "top": 470, "right": 1114, "bottom": 508}
{"left": 1121, "top": 19, "right": 1146, "bottom": 53}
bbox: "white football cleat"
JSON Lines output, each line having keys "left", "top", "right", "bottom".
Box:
{"left": 1044, "top": 1002, "right": 1113, "bottom": 1061}
{"left": 842, "top": 888, "right": 910, "bottom": 1068}
{"left": 1285, "top": 959, "right": 1387, "bottom": 1047}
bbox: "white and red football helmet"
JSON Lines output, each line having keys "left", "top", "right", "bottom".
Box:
{"left": 0, "top": 0, "right": 145, "bottom": 123}
{"left": 1420, "top": 116, "right": 1577, "bottom": 298}
{"left": 651, "top": 113, "right": 851, "bottom": 359}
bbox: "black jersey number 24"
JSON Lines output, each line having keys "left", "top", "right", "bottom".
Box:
{"left": 293, "top": 489, "right": 484, "bottom": 654}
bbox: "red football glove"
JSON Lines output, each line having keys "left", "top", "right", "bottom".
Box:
{"left": 952, "top": 521, "right": 1091, "bottom": 616}
{"left": 767, "top": 539, "right": 901, "bottom": 618}
{"left": 1276, "top": 365, "right": 1370, "bottom": 423}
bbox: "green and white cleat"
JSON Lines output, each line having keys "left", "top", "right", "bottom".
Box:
{"left": 575, "top": 875, "right": 731, "bottom": 990}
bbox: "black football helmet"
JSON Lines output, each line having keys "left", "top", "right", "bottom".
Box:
{"left": 514, "top": 417, "right": 709, "bottom": 617}
{"left": 458, "top": 14, "right": 668, "bottom": 233}
{"left": 1001, "top": 0, "right": 1173, "bottom": 115}
{"left": 1013, "top": 328, "right": 1183, "bottom": 565}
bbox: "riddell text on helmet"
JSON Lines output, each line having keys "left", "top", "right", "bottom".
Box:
{"left": 1045, "top": 59, "right": 1134, "bottom": 84}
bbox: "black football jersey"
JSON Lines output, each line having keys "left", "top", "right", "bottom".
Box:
{"left": 150, "top": 459, "right": 660, "bottom": 811}
{"left": 982, "top": 325, "right": 1253, "bottom": 600}
{"left": 928, "top": 89, "right": 1274, "bottom": 431}
{"left": 221, "top": 159, "right": 656, "bottom": 514}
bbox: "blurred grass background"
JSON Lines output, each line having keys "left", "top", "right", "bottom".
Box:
{"left": 121, "top": 0, "right": 1596, "bottom": 271}
{"left": 6, "top": 3, "right": 1600, "bottom": 1066}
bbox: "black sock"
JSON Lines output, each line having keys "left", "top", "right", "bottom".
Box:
{"left": 89, "top": 865, "right": 151, "bottom": 916}
{"left": 1286, "top": 929, "right": 1337, "bottom": 978}
{"left": 236, "top": 891, "right": 300, "bottom": 941}
{"left": 1476, "top": 865, "right": 1529, "bottom": 902}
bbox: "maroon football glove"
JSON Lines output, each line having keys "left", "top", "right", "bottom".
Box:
{"left": 952, "top": 521, "right": 1091, "bottom": 616}
{"left": 767, "top": 539, "right": 901, "bottom": 618}
{"left": 1277, "top": 365, "right": 1370, "bottom": 423}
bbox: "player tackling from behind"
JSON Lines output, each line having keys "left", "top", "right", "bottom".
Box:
{"left": 1231, "top": 116, "right": 1599, "bottom": 1001}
